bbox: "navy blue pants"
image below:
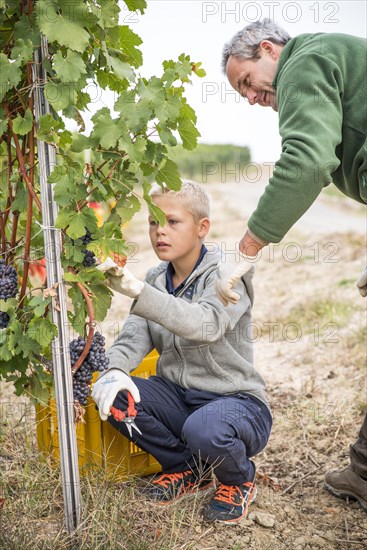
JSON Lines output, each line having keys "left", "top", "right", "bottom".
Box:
{"left": 108, "top": 375, "right": 272, "bottom": 485}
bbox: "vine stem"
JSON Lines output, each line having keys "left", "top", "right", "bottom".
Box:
{"left": 19, "top": 60, "right": 35, "bottom": 306}
{"left": 2, "top": 103, "right": 42, "bottom": 213}
{"left": 3, "top": 133, "right": 13, "bottom": 229}
{"left": 0, "top": 216, "right": 5, "bottom": 254}
{"left": 68, "top": 268, "right": 95, "bottom": 373}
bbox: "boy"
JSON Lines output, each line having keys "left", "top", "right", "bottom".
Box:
{"left": 92, "top": 181, "right": 272, "bottom": 523}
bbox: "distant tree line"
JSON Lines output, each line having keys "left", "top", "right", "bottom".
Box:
{"left": 169, "top": 143, "right": 251, "bottom": 182}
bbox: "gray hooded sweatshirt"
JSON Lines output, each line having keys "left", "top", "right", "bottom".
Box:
{"left": 104, "top": 249, "right": 269, "bottom": 409}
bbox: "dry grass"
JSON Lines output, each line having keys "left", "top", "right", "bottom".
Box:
{"left": 0, "top": 426, "right": 216, "bottom": 550}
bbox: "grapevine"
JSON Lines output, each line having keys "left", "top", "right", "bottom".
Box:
{"left": 0, "top": 0, "right": 206, "bottom": 406}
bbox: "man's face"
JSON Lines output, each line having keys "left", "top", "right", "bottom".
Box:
{"left": 226, "top": 42, "right": 281, "bottom": 111}
{"left": 148, "top": 195, "right": 208, "bottom": 264}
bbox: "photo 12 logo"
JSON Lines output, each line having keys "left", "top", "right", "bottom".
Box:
{"left": 202, "top": 2, "right": 340, "bottom": 24}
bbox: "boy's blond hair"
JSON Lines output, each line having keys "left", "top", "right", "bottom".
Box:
{"left": 149, "top": 180, "right": 210, "bottom": 223}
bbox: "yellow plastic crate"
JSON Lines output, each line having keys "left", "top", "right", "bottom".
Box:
{"left": 35, "top": 351, "right": 161, "bottom": 481}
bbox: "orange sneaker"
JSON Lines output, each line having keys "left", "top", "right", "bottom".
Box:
{"left": 202, "top": 480, "right": 257, "bottom": 523}
{"left": 142, "top": 470, "right": 214, "bottom": 505}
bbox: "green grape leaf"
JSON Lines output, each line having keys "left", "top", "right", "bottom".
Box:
{"left": 13, "top": 374, "right": 30, "bottom": 395}
{"left": 36, "top": 113, "right": 63, "bottom": 143}
{"left": 53, "top": 50, "right": 87, "bottom": 83}
{"left": 91, "top": 108, "right": 121, "bottom": 149}
{"left": 36, "top": 0, "right": 90, "bottom": 53}
{"left": 109, "top": 25, "right": 143, "bottom": 67}
{"left": 156, "top": 159, "right": 182, "bottom": 191}
{"left": 92, "top": 0, "right": 119, "bottom": 28}
{"left": 12, "top": 108, "right": 33, "bottom": 136}
{"left": 162, "top": 68, "right": 176, "bottom": 87}
{"left": 70, "top": 134, "right": 90, "bottom": 152}
{"left": 108, "top": 54, "right": 134, "bottom": 82}
{"left": 119, "top": 135, "right": 146, "bottom": 163}
{"left": 48, "top": 165, "right": 65, "bottom": 184}
{"left": 66, "top": 209, "right": 98, "bottom": 240}
{"left": 0, "top": 54, "right": 21, "bottom": 101}
{"left": 115, "top": 93, "right": 152, "bottom": 133}
{"left": 7, "top": 320, "right": 38, "bottom": 358}
{"left": 11, "top": 189, "right": 27, "bottom": 211}
{"left": 0, "top": 343, "right": 13, "bottom": 362}
{"left": 123, "top": 0, "right": 147, "bottom": 13}
{"left": 0, "top": 116, "right": 8, "bottom": 134}
{"left": 63, "top": 272, "right": 84, "bottom": 283}
{"left": 53, "top": 173, "right": 75, "bottom": 207}
{"left": 27, "top": 369, "right": 52, "bottom": 406}
{"left": 27, "top": 317, "right": 57, "bottom": 348}
{"left": 90, "top": 283, "right": 112, "bottom": 322}
{"left": 114, "top": 88, "right": 136, "bottom": 111}
{"left": 54, "top": 209, "right": 73, "bottom": 231}
{"left": 157, "top": 125, "right": 177, "bottom": 147}
{"left": 178, "top": 118, "right": 200, "bottom": 150}
{"left": 147, "top": 200, "right": 166, "bottom": 227}
{"left": 10, "top": 39, "right": 33, "bottom": 62}
{"left": 140, "top": 162, "right": 154, "bottom": 176}
{"left": 28, "top": 295, "right": 52, "bottom": 317}
{"left": 115, "top": 194, "right": 141, "bottom": 224}
{"left": 13, "top": 15, "right": 41, "bottom": 47}
{"left": 155, "top": 94, "right": 181, "bottom": 124}
{"left": 59, "top": 130, "right": 73, "bottom": 148}
{"left": 45, "top": 82, "right": 77, "bottom": 111}
{"left": 68, "top": 287, "right": 88, "bottom": 335}
{"left": 191, "top": 61, "right": 206, "bottom": 78}
{"left": 138, "top": 77, "right": 165, "bottom": 110}
{"left": 0, "top": 298, "right": 16, "bottom": 314}
{"left": 179, "top": 101, "right": 197, "bottom": 123}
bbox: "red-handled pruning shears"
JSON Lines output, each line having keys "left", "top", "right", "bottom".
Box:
{"left": 110, "top": 391, "right": 142, "bottom": 437}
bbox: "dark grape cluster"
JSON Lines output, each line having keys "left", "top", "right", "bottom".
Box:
{"left": 70, "top": 332, "right": 109, "bottom": 405}
{"left": 0, "top": 259, "right": 18, "bottom": 300}
{"left": 0, "top": 311, "right": 10, "bottom": 329}
{"left": 80, "top": 227, "right": 96, "bottom": 268}
{"left": 0, "top": 259, "right": 18, "bottom": 330}
{"left": 82, "top": 250, "right": 96, "bottom": 267}
{"left": 80, "top": 227, "right": 93, "bottom": 246}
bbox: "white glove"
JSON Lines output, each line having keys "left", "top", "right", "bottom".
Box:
{"left": 91, "top": 369, "right": 141, "bottom": 421}
{"left": 357, "top": 266, "right": 367, "bottom": 297}
{"left": 96, "top": 257, "right": 144, "bottom": 298}
{"left": 215, "top": 254, "right": 254, "bottom": 306}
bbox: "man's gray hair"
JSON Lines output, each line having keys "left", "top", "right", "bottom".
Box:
{"left": 222, "top": 18, "right": 291, "bottom": 72}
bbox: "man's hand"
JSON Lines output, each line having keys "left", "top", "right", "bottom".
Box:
{"left": 215, "top": 254, "right": 254, "bottom": 306}
{"left": 96, "top": 257, "right": 144, "bottom": 298}
{"left": 239, "top": 230, "right": 266, "bottom": 256}
{"left": 357, "top": 266, "right": 367, "bottom": 297}
{"left": 91, "top": 369, "right": 141, "bottom": 421}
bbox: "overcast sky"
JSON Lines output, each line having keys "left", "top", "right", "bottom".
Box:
{"left": 126, "top": 0, "right": 366, "bottom": 163}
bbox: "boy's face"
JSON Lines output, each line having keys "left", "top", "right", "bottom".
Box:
{"left": 148, "top": 195, "right": 209, "bottom": 265}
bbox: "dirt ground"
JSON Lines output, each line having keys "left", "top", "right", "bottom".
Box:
{"left": 1, "top": 173, "right": 366, "bottom": 549}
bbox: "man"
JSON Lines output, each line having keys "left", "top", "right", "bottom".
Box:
{"left": 215, "top": 18, "right": 367, "bottom": 512}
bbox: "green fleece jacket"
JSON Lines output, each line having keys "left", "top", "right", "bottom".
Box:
{"left": 248, "top": 33, "right": 367, "bottom": 243}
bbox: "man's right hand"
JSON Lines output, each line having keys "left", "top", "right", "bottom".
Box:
{"left": 215, "top": 254, "right": 254, "bottom": 306}
{"left": 91, "top": 369, "right": 141, "bottom": 421}
{"left": 357, "top": 266, "right": 367, "bottom": 297}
